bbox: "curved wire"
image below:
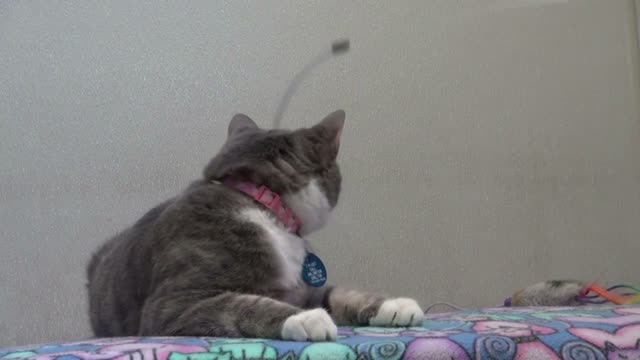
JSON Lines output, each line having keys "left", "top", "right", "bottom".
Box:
{"left": 577, "top": 297, "right": 608, "bottom": 304}
{"left": 607, "top": 284, "right": 640, "bottom": 293}
{"left": 272, "top": 51, "right": 332, "bottom": 129}
{"left": 272, "top": 39, "right": 350, "bottom": 129}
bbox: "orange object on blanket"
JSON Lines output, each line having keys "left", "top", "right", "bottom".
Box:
{"left": 581, "top": 284, "right": 640, "bottom": 305}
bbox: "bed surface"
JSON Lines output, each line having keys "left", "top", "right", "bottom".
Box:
{"left": 2, "top": 305, "right": 639, "bottom": 359}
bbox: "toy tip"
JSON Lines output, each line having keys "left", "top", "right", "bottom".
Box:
{"left": 331, "top": 39, "right": 350, "bottom": 54}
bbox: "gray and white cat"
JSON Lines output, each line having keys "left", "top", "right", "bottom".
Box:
{"left": 87, "top": 110, "right": 423, "bottom": 341}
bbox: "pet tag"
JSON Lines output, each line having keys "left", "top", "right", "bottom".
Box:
{"left": 301, "top": 252, "right": 327, "bottom": 287}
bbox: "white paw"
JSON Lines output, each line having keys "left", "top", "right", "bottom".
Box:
{"left": 281, "top": 308, "right": 338, "bottom": 342}
{"left": 369, "top": 298, "right": 424, "bottom": 327}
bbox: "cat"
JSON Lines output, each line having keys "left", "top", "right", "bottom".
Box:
{"left": 87, "top": 110, "right": 423, "bottom": 341}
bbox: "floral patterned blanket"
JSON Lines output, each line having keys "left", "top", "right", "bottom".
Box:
{"left": 2, "top": 305, "right": 639, "bottom": 359}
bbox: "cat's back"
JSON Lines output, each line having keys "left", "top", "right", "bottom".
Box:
{"left": 88, "top": 198, "right": 170, "bottom": 278}
{"left": 87, "top": 179, "right": 210, "bottom": 287}
{"left": 87, "top": 181, "right": 252, "bottom": 336}
{"left": 87, "top": 197, "right": 175, "bottom": 336}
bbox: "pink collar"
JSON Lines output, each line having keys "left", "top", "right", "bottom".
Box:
{"left": 223, "top": 179, "right": 301, "bottom": 234}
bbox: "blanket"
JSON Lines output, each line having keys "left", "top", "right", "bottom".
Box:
{"left": 2, "top": 305, "right": 639, "bottom": 359}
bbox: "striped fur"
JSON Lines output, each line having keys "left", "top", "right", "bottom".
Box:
{"left": 87, "top": 111, "right": 423, "bottom": 341}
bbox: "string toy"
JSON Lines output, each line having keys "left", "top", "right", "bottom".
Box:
{"left": 423, "top": 302, "right": 466, "bottom": 314}
{"left": 272, "top": 39, "right": 350, "bottom": 129}
{"left": 577, "top": 284, "right": 640, "bottom": 305}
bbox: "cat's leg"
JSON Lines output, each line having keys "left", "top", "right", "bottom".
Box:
{"left": 320, "top": 287, "right": 424, "bottom": 327}
{"left": 139, "top": 290, "right": 337, "bottom": 341}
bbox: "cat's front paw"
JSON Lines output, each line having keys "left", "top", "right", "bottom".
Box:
{"left": 369, "top": 298, "right": 424, "bottom": 327}
{"left": 281, "top": 308, "right": 338, "bottom": 342}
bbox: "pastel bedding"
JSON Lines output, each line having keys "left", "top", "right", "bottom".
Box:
{"left": 2, "top": 305, "right": 639, "bottom": 359}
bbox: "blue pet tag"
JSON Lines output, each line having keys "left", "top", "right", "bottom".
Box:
{"left": 301, "top": 252, "right": 327, "bottom": 287}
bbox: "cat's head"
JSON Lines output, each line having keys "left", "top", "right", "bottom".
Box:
{"left": 204, "top": 110, "right": 345, "bottom": 234}
{"left": 605, "top": 340, "right": 640, "bottom": 360}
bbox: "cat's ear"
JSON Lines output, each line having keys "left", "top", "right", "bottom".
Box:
{"left": 228, "top": 114, "right": 258, "bottom": 136}
{"left": 605, "top": 341, "right": 617, "bottom": 352}
{"left": 312, "top": 109, "right": 345, "bottom": 149}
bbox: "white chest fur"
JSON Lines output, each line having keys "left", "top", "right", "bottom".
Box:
{"left": 282, "top": 179, "right": 331, "bottom": 235}
{"left": 239, "top": 207, "right": 307, "bottom": 289}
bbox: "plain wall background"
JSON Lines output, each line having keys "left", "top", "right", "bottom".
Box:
{"left": 2, "top": 0, "right": 640, "bottom": 347}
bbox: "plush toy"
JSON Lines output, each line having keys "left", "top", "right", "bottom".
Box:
{"left": 505, "top": 280, "right": 640, "bottom": 307}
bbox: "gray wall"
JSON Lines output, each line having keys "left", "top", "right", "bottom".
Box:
{"left": 2, "top": 0, "right": 640, "bottom": 347}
